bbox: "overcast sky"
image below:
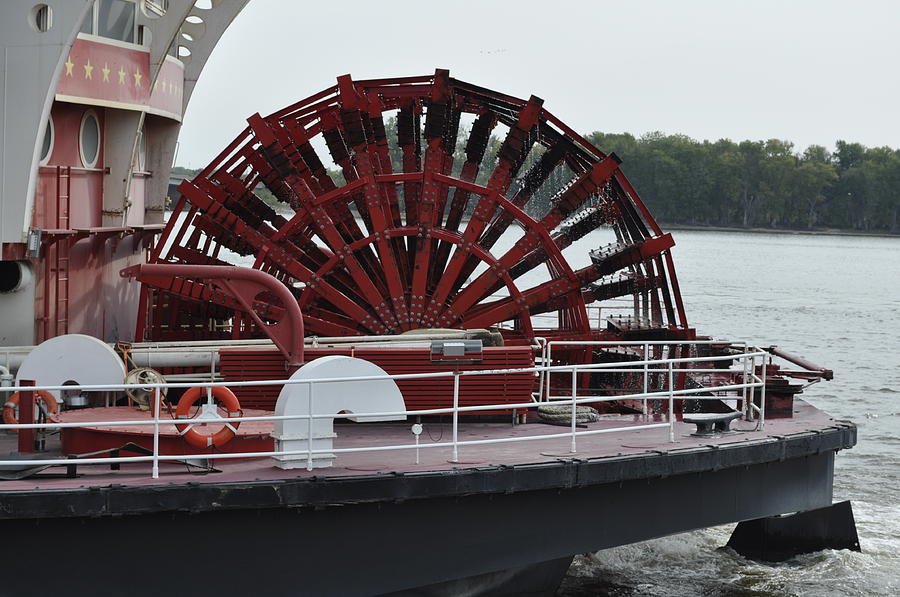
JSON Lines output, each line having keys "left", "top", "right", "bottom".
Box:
{"left": 176, "top": 0, "right": 900, "bottom": 168}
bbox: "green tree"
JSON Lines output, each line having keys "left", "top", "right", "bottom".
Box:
{"left": 794, "top": 146, "right": 837, "bottom": 229}
{"left": 736, "top": 141, "right": 764, "bottom": 227}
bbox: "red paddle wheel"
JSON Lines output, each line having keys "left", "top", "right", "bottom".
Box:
{"left": 136, "top": 70, "right": 689, "bottom": 350}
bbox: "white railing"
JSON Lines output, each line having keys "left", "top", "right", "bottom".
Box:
{"left": 542, "top": 340, "right": 767, "bottom": 423}
{"left": 0, "top": 345, "right": 768, "bottom": 480}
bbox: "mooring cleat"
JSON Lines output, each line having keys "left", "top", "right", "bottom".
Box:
{"left": 683, "top": 411, "right": 743, "bottom": 436}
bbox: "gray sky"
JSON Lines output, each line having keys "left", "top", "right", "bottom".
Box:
{"left": 177, "top": 0, "right": 900, "bottom": 168}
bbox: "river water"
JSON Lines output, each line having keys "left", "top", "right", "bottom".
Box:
{"left": 558, "top": 229, "right": 900, "bottom": 597}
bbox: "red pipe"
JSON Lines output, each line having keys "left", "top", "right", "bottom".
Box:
{"left": 766, "top": 346, "right": 833, "bottom": 381}
{"left": 122, "top": 265, "right": 304, "bottom": 371}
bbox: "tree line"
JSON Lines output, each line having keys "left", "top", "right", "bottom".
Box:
{"left": 174, "top": 123, "right": 900, "bottom": 235}
{"left": 584, "top": 132, "right": 900, "bottom": 234}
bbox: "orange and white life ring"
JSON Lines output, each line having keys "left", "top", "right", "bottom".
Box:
{"left": 174, "top": 386, "right": 242, "bottom": 449}
{"left": 3, "top": 390, "right": 59, "bottom": 425}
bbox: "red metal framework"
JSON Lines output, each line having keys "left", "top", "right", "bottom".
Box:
{"left": 137, "top": 70, "right": 688, "bottom": 345}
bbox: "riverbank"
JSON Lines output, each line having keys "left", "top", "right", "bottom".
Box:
{"left": 659, "top": 223, "right": 899, "bottom": 239}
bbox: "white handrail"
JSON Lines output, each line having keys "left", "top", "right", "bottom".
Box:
{"left": 0, "top": 343, "right": 769, "bottom": 479}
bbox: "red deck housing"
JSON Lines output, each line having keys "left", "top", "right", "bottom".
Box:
{"left": 219, "top": 345, "right": 536, "bottom": 413}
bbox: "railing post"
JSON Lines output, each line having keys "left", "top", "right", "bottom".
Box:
{"left": 741, "top": 344, "right": 749, "bottom": 419}
{"left": 545, "top": 342, "right": 552, "bottom": 401}
{"left": 451, "top": 372, "right": 460, "bottom": 463}
{"left": 667, "top": 362, "right": 675, "bottom": 443}
{"left": 306, "top": 381, "right": 314, "bottom": 471}
{"left": 18, "top": 379, "right": 36, "bottom": 453}
{"left": 534, "top": 338, "right": 545, "bottom": 402}
{"left": 759, "top": 354, "right": 767, "bottom": 430}
{"left": 747, "top": 355, "right": 755, "bottom": 422}
{"left": 570, "top": 367, "right": 577, "bottom": 453}
{"left": 152, "top": 388, "right": 160, "bottom": 479}
{"left": 642, "top": 342, "right": 649, "bottom": 419}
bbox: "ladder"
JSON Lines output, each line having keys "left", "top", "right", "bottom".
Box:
{"left": 54, "top": 166, "right": 71, "bottom": 336}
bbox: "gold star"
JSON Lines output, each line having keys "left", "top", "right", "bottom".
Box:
{"left": 83, "top": 60, "right": 93, "bottom": 79}
{"left": 64, "top": 58, "right": 74, "bottom": 76}
{"left": 133, "top": 70, "right": 142, "bottom": 87}
{"left": 101, "top": 62, "right": 110, "bottom": 82}
{"left": 118, "top": 67, "right": 127, "bottom": 85}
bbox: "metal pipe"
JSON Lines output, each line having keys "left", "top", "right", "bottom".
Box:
{"left": 306, "top": 381, "right": 314, "bottom": 471}
{"left": 765, "top": 346, "right": 833, "bottom": 380}
{"left": 0, "top": 330, "right": 498, "bottom": 373}
{"left": 152, "top": 388, "right": 159, "bottom": 479}
{"left": 570, "top": 367, "right": 577, "bottom": 453}
{"left": 0, "top": 381, "right": 764, "bottom": 431}
{"left": 122, "top": 264, "right": 305, "bottom": 371}
{"left": 451, "top": 372, "right": 460, "bottom": 463}
{"left": 741, "top": 342, "right": 749, "bottom": 419}
{"left": 0, "top": 351, "right": 767, "bottom": 396}
{"left": 18, "top": 380, "right": 35, "bottom": 453}
{"left": 0, "top": 421, "right": 674, "bottom": 469}
{"left": 642, "top": 342, "right": 649, "bottom": 418}
{"left": 668, "top": 363, "right": 675, "bottom": 443}
{"left": 759, "top": 356, "right": 767, "bottom": 431}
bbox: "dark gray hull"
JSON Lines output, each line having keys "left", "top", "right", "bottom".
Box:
{"left": 0, "top": 423, "right": 855, "bottom": 596}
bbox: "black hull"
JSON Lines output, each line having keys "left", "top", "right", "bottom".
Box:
{"left": 0, "top": 424, "right": 855, "bottom": 596}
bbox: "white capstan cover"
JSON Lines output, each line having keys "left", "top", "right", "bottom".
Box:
{"left": 16, "top": 334, "right": 126, "bottom": 401}
{"left": 270, "top": 355, "right": 407, "bottom": 469}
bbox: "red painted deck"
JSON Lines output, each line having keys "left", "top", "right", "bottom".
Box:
{"left": 0, "top": 400, "right": 843, "bottom": 494}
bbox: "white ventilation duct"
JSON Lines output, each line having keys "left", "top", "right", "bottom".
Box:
{"left": 271, "top": 356, "right": 406, "bottom": 469}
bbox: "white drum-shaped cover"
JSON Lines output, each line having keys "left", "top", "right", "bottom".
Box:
{"left": 273, "top": 355, "right": 407, "bottom": 438}
{"left": 16, "top": 334, "right": 126, "bottom": 400}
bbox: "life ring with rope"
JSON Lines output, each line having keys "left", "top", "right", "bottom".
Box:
{"left": 3, "top": 390, "right": 59, "bottom": 425}
{"left": 174, "top": 386, "right": 242, "bottom": 449}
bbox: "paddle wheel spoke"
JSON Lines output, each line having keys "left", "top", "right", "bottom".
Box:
{"left": 428, "top": 95, "right": 543, "bottom": 314}
{"left": 407, "top": 70, "right": 457, "bottom": 328}
{"left": 429, "top": 111, "right": 497, "bottom": 280}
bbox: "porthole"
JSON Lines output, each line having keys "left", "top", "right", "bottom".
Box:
{"left": 79, "top": 110, "right": 101, "bottom": 168}
{"left": 31, "top": 4, "right": 53, "bottom": 33}
{"left": 39, "top": 116, "right": 54, "bottom": 166}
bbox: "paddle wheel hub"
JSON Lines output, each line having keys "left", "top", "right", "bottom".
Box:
{"left": 137, "top": 70, "right": 690, "bottom": 350}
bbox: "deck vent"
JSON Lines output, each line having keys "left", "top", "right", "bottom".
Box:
{"left": 430, "top": 340, "right": 483, "bottom": 364}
